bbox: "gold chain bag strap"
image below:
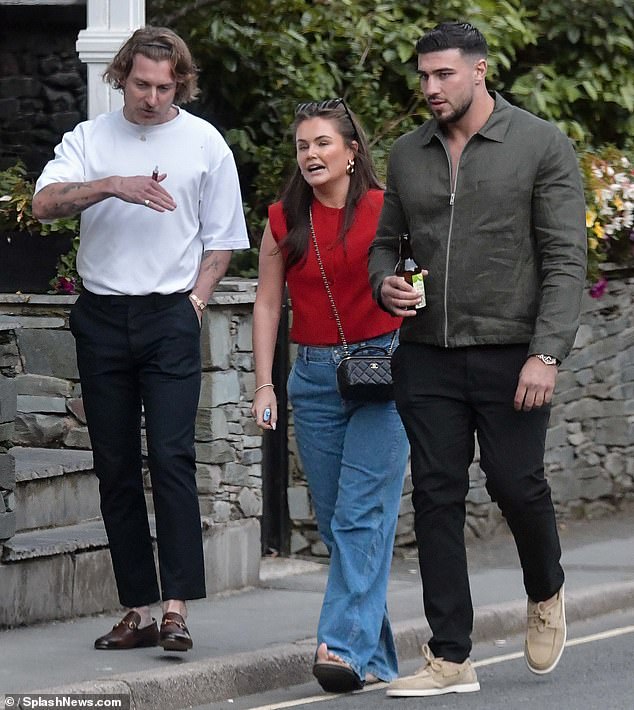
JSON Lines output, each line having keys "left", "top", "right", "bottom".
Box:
{"left": 309, "top": 206, "right": 395, "bottom": 401}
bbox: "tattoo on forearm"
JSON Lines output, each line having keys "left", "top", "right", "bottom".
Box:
{"left": 199, "top": 251, "right": 231, "bottom": 292}
{"left": 50, "top": 183, "right": 102, "bottom": 216}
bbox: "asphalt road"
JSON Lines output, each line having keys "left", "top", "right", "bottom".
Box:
{"left": 195, "top": 608, "right": 634, "bottom": 710}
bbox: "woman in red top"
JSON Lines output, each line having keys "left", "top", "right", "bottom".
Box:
{"left": 252, "top": 99, "right": 408, "bottom": 692}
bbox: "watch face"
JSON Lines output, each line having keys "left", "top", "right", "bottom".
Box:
{"left": 537, "top": 354, "right": 558, "bottom": 366}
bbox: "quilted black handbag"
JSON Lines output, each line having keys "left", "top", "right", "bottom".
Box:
{"left": 309, "top": 207, "right": 396, "bottom": 402}
{"left": 336, "top": 339, "right": 396, "bottom": 401}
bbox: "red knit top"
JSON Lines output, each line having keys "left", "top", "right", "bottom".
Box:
{"left": 268, "top": 189, "right": 401, "bottom": 345}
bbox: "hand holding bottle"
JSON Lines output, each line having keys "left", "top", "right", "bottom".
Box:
{"left": 395, "top": 233, "right": 426, "bottom": 309}
{"left": 381, "top": 234, "right": 427, "bottom": 317}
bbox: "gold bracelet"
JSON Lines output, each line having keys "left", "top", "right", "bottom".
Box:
{"left": 189, "top": 293, "right": 206, "bottom": 311}
{"left": 254, "top": 383, "right": 274, "bottom": 393}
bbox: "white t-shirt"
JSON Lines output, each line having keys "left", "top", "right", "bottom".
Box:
{"left": 35, "top": 108, "right": 249, "bottom": 295}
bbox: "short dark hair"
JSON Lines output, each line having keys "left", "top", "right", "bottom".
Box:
{"left": 104, "top": 26, "right": 199, "bottom": 104}
{"left": 415, "top": 21, "right": 488, "bottom": 58}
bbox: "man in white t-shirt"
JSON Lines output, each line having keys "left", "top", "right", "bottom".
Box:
{"left": 33, "top": 26, "right": 249, "bottom": 652}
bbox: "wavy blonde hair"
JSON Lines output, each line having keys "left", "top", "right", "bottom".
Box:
{"left": 104, "top": 26, "right": 200, "bottom": 104}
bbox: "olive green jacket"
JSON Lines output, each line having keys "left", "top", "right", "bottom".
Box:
{"left": 368, "top": 93, "right": 587, "bottom": 363}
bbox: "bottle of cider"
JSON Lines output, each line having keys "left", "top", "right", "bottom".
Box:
{"left": 395, "top": 233, "right": 425, "bottom": 309}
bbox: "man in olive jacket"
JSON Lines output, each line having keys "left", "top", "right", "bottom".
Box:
{"left": 368, "top": 22, "right": 586, "bottom": 698}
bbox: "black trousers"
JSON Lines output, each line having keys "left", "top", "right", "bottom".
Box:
{"left": 70, "top": 290, "right": 206, "bottom": 607}
{"left": 392, "top": 342, "right": 564, "bottom": 663}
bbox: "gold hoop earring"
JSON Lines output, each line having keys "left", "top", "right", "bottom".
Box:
{"left": 346, "top": 158, "right": 355, "bottom": 175}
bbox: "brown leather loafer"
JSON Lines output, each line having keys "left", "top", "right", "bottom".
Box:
{"left": 94, "top": 611, "right": 159, "bottom": 650}
{"left": 159, "top": 611, "right": 193, "bottom": 652}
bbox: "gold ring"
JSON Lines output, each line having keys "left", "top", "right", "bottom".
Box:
{"left": 144, "top": 199, "right": 150, "bottom": 207}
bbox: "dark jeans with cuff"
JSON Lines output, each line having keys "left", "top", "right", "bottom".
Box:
{"left": 392, "top": 342, "right": 564, "bottom": 663}
{"left": 70, "top": 289, "right": 206, "bottom": 608}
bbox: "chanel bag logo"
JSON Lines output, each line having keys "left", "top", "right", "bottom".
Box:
{"left": 336, "top": 349, "right": 394, "bottom": 401}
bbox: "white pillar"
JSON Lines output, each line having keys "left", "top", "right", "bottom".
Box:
{"left": 76, "top": 0, "right": 146, "bottom": 119}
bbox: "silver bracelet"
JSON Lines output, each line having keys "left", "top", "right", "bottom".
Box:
{"left": 254, "top": 383, "right": 274, "bottom": 393}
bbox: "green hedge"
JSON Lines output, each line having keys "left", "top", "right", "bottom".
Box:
{"left": 148, "top": 0, "right": 634, "bottom": 271}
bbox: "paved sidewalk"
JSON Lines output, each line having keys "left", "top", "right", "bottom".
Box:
{"left": 1, "top": 511, "right": 633, "bottom": 709}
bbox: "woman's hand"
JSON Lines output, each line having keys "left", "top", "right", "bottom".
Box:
{"left": 251, "top": 388, "right": 278, "bottom": 430}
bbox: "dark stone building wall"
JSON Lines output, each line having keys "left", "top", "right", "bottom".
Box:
{"left": 0, "top": 4, "right": 87, "bottom": 176}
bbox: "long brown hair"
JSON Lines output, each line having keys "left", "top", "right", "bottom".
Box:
{"left": 279, "top": 101, "right": 383, "bottom": 268}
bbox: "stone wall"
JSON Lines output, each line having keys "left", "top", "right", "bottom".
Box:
{"left": 0, "top": 371, "right": 16, "bottom": 541}
{"left": 286, "top": 275, "right": 634, "bottom": 554}
{"left": 1, "top": 275, "right": 632, "bottom": 554}
{"left": 0, "top": 281, "right": 263, "bottom": 536}
{"left": 0, "top": 4, "right": 87, "bottom": 173}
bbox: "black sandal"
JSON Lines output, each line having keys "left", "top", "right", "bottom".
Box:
{"left": 312, "top": 659, "right": 363, "bottom": 693}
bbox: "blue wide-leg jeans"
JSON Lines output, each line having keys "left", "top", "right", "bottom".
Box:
{"left": 288, "top": 331, "right": 409, "bottom": 682}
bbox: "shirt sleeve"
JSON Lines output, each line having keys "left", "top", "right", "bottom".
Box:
{"left": 368, "top": 148, "right": 408, "bottom": 307}
{"left": 34, "top": 124, "right": 87, "bottom": 193}
{"left": 529, "top": 131, "right": 587, "bottom": 361}
{"left": 267, "top": 201, "right": 287, "bottom": 242}
{"left": 198, "top": 149, "right": 250, "bottom": 251}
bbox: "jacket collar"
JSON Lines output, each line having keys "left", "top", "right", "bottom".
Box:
{"left": 418, "top": 92, "right": 512, "bottom": 146}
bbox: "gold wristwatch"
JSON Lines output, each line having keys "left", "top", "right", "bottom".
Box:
{"left": 189, "top": 293, "right": 206, "bottom": 311}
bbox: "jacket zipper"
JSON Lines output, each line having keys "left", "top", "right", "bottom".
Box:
{"left": 441, "top": 141, "right": 458, "bottom": 348}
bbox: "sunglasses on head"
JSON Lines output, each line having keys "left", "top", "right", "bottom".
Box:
{"left": 295, "top": 97, "right": 358, "bottom": 139}
{"left": 139, "top": 42, "right": 172, "bottom": 51}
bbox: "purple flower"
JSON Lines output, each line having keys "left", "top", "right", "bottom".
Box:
{"left": 53, "top": 276, "right": 77, "bottom": 295}
{"left": 589, "top": 277, "right": 608, "bottom": 299}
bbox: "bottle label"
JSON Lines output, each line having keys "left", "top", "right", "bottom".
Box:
{"left": 412, "top": 272, "right": 426, "bottom": 309}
